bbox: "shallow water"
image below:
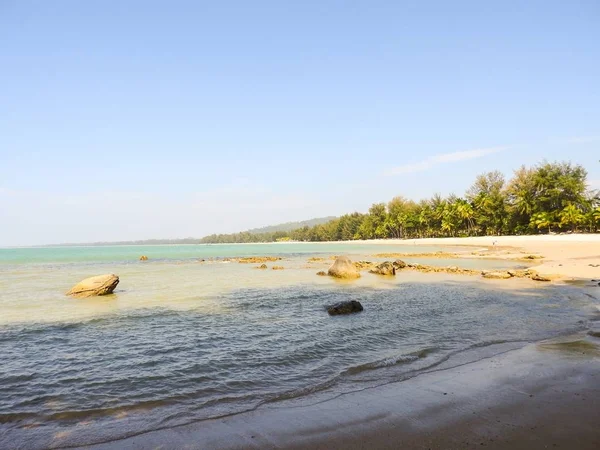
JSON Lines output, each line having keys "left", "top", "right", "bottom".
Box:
{"left": 0, "top": 244, "right": 596, "bottom": 449}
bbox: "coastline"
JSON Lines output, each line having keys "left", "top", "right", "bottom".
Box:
{"left": 311, "top": 234, "right": 600, "bottom": 280}
{"left": 81, "top": 334, "right": 600, "bottom": 450}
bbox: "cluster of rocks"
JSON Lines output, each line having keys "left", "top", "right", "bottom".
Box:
{"left": 481, "top": 269, "right": 551, "bottom": 282}
{"left": 237, "top": 256, "right": 282, "bottom": 264}
{"left": 322, "top": 256, "right": 553, "bottom": 283}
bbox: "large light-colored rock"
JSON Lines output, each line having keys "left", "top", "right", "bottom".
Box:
{"left": 328, "top": 256, "right": 360, "bottom": 279}
{"left": 66, "top": 274, "right": 119, "bottom": 298}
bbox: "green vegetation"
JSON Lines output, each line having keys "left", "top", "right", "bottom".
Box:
{"left": 200, "top": 161, "right": 600, "bottom": 243}
{"left": 247, "top": 217, "right": 337, "bottom": 234}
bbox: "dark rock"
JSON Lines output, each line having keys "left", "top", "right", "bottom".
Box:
{"left": 369, "top": 261, "right": 396, "bottom": 276}
{"left": 316, "top": 271, "right": 327, "bottom": 276}
{"left": 326, "top": 300, "right": 363, "bottom": 316}
{"left": 257, "top": 264, "right": 268, "bottom": 269}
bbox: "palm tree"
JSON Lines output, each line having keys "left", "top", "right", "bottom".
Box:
{"left": 454, "top": 198, "right": 475, "bottom": 235}
{"left": 530, "top": 212, "right": 553, "bottom": 234}
{"left": 559, "top": 204, "right": 584, "bottom": 232}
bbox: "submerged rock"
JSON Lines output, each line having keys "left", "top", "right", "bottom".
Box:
{"left": 328, "top": 256, "right": 360, "bottom": 279}
{"left": 507, "top": 269, "right": 534, "bottom": 278}
{"left": 66, "top": 274, "right": 119, "bottom": 298}
{"left": 369, "top": 261, "right": 396, "bottom": 276}
{"left": 481, "top": 270, "right": 513, "bottom": 280}
{"left": 326, "top": 300, "right": 363, "bottom": 316}
{"left": 237, "top": 256, "right": 282, "bottom": 264}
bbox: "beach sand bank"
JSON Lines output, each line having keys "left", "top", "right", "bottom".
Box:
{"left": 83, "top": 334, "right": 600, "bottom": 450}
{"left": 344, "top": 234, "right": 600, "bottom": 280}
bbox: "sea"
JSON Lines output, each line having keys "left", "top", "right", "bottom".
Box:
{"left": 0, "top": 243, "right": 597, "bottom": 449}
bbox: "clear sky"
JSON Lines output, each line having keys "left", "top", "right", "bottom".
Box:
{"left": 1, "top": 1, "right": 599, "bottom": 246}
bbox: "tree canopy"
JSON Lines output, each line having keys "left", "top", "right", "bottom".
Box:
{"left": 200, "top": 161, "right": 599, "bottom": 243}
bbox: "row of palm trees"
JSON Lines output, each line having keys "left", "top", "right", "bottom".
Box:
{"left": 200, "top": 161, "right": 600, "bottom": 243}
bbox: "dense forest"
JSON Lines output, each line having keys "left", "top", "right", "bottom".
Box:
{"left": 200, "top": 161, "right": 600, "bottom": 244}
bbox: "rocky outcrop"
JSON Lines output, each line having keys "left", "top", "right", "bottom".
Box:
{"left": 66, "top": 274, "right": 119, "bottom": 298}
{"left": 531, "top": 274, "right": 551, "bottom": 282}
{"left": 406, "top": 263, "right": 478, "bottom": 275}
{"left": 481, "top": 271, "right": 514, "bottom": 279}
{"left": 237, "top": 256, "right": 282, "bottom": 264}
{"left": 328, "top": 256, "right": 360, "bottom": 279}
{"left": 369, "top": 261, "right": 396, "bottom": 276}
{"left": 393, "top": 259, "right": 407, "bottom": 270}
{"left": 139, "top": 255, "right": 148, "bottom": 261}
{"left": 326, "top": 300, "right": 363, "bottom": 316}
{"left": 354, "top": 261, "right": 375, "bottom": 270}
{"left": 507, "top": 269, "right": 534, "bottom": 278}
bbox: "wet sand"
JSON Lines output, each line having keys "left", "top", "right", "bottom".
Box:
{"left": 82, "top": 335, "right": 600, "bottom": 450}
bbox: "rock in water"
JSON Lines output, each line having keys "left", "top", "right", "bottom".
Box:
{"left": 327, "top": 300, "right": 363, "bottom": 316}
{"left": 328, "top": 256, "right": 360, "bottom": 279}
{"left": 531, "top": 274, "right": 551, "bottom": 282}
{"left": 257, "top": 264, "right": 268, "bottom": 269}
{"left": 393, "top": 259, "right": 407, "bottom": 270}
{"left": 481, "top": 271, "right": 513, "bottom": 279}
{"left": 66, "top": 274, "right": 119, "bottom": 298}
{"left": 316, "top": 271, "right": 327, "bottom": 276}
{"left": 369, "top": 261, "right": 396, "bottom": 276}
{"left": 139, "top": 255, "right": 148, "bottom": 261}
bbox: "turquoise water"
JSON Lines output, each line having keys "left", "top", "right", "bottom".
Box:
{"left": 1, "top": 242, "right": 594, "bottom": 449}
{"left": 0, "top": 242, "right": 459, "bottom": 264}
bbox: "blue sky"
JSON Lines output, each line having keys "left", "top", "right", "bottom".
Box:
{"left": 1, "top": 0, "right": 599, "bottom": 246}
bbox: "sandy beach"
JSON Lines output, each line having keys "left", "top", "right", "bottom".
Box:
{"left": 346, "top": 234, "right": 600, "bottom": 280}
{"left": 83, "top": 334, "right": 600, "bottom": 450}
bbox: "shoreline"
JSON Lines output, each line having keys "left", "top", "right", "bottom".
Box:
{"left": 81, "top": 334, "right": 600, "bottom": 450}
{"left": 320, "top": 234, "right": 600, "bottom": 280}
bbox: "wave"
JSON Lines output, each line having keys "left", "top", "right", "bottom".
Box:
{"left": 342, "top": 347, "right": 439, "bottom": 376}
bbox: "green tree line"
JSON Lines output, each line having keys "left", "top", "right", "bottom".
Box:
{"left": 200, "top": 161, "right": 600, "bottom": 243}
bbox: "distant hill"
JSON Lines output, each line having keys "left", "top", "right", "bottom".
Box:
{"left": 246, "top": 217, "right": 337, "bottom": 234}
{"left": 45, "top": 217, "right": 338, "bottom": 247}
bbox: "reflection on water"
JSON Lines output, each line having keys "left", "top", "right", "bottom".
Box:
{"left": 0, "top": 244, "right": 593, "bottom": 449}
